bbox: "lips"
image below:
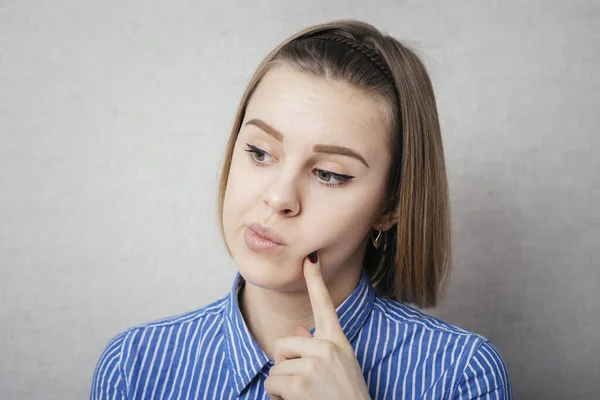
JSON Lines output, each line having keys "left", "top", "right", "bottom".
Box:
{"left": 247, "top": 224, "right": 285, "bottom": 245}
{"left": 243, "top": 223, "right": 285, "bottom": 253}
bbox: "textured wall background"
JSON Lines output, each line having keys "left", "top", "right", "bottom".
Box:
{"left": 1, "top": 1, "right": 598, "bottom": 398}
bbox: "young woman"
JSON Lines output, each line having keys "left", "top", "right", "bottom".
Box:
{"left": 91, "top": 20, "right": 512, "bottom": 399}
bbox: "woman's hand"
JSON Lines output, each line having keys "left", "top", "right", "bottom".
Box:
{"left": 264, "top": 252, "right": 371, "bottom": 400}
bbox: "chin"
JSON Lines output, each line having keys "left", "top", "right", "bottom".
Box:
{"left": 233, "top": 249, "right": 305, "bottom": 292}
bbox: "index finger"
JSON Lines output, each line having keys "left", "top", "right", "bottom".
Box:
{"left": 303, "top": 251, "right": 344, "bottom": 338}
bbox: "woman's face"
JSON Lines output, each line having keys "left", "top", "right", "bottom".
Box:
{"left": 222, "top": 64, "right": 394, "bottom": 292}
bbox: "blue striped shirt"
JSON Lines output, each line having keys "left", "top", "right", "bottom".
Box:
{"left": 91, "top": 271, "right": 512, "bottom": 399}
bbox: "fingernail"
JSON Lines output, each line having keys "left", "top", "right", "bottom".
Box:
{"left": 308, "top": 251, "right": 318, "bottom": 264}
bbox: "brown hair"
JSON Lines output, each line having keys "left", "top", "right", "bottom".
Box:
{"left": 218, "top": 20, "right": 450, "bottom": 308}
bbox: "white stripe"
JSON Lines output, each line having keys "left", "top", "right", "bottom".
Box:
{"left": 140, "top": 327, "right": 165, "bottom": 399}
{"left": 241, "top": 318, "right": 264, "bottom": 367}
{"left": 360, "top": 315, "right": 375, "bottom": 369}
{"left": 382, "top": 322, "right": 399, "bottom": 400}
{"left": 338, "top": 279, "right": 365, "bottom": 321}
{"left": 439, "top": 369, "right": 449, "bottom": 399}
{"left": 469, "top": 363, "right": 482, "bottom": 395}
{"left": 149, "top": 325, "right": 174, "bottom": 399}
{"left": 221, "top": 369, "right": 232, "bottom": 399}
{"left": 392, "top": 326, "right": 408, "bottom": 400}
{"left": 158, "top": 323, "right": 185, "bottom": 399}
{"left": 401, "top": 327, "right": 417, "bottom": 400}
{"left": 127, "top": 328, "right": 149, "bottom": 392}
{"left": 460, "top": 372, "right": 469, "bottom": 398}
{"left": 193, "top": 319, "right": 223, "bottom": 399}
{"left": 375, "top": 319, "right": 390, "bottom": 399}
{"left": 231, "top": 315, "right": 254, "bottom": 382}
{"left": 211, "top": 352, "right": 227, "bottom": 400}
{"left": 174, "top": 318, "right": 204, "bottom": 400}
{"left": 340, "top": 281, "right": 368, "bottom": 333}
{"left": 188, "top": 316, "right": 221, "bottom": 391}
{"left": 480, "top": 345, "right": 502, "bottom": 399}
{"left": 96, "top": 341, "right": 120, "bottom": 396}
{"left": 124, "top": 328, "right": 142, "bottom": 388}
{"left": 449, "top": 339, "right": 478, "bottom": 398}
{"left": 111, "top": 374, "right": 123, "bottom": 400}
{"left": 105, "top": 364, "right": 120, "bottom": 399}
{"left": 367, "top": 313, "right": 383, "bottom": 388}
{"left": 410, "top": 329, "right": 426, "bottom": 400}
{"left": 473, "top": 354, "right": 492, "bottom": 398}
{"left": 164, "top": 322, "right": 193, "bottom": 399}
{"left": 420, "top": 331, "right": 434, "bottom": 395}
{"left": 490, "top": 345, "right": 510, "bottom": 395}
{"left": 440, "top": 333, "right": 452, "bottom": 374}
{"left": 226, "top": 318, "right": 248, "bottom": 388}
{"left": 132, "top": 327, "right": 158, "bottom": 397}
{"left": 429, "top": 332, "right": 444, "bottom": 399}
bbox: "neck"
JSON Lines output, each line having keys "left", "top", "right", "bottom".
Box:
{"left": 238, "top": 265, "right": 362, "bottom": 360}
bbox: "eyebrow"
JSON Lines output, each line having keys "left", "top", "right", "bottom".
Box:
{"left": 313, "top": 144, "right": 369, "bottom": 168}
{"left": 245, "top": 118, "right": 370, "bottom": 168}
{"left": 245, "top": 118, "right": 284, "bottom": 142}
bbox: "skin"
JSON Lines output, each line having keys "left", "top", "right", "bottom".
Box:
{"left": 222, "top": 63, "right": 398, "bottom": 398}
{"left": 266, "top": 254, "right": 373, "bottom": 399}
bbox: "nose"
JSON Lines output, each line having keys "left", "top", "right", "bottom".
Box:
{"left": 261, "top": 173, "right": 301, "bottom": 217}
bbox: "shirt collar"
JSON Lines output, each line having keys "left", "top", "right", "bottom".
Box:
{"left": 222, "top": 269, "right": 375, "bottom": 396}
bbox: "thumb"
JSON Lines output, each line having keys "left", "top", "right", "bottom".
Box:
{"left": 293, "top": 324, "right": 313, "bottom": 338}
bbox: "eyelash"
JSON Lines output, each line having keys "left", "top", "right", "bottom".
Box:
{"left": 244, "top": 143, "right": 354, "bottom": 188}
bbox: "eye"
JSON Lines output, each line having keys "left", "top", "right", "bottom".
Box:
{"left": 314, "top": 169, "right": 354, "bottom": 187}
{"left": 245, "top": 143, "right": 276, "bottom": 166}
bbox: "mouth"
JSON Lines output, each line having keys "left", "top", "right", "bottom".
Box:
{"left": 244, "top": 224, "right": 285, "bottom": 253}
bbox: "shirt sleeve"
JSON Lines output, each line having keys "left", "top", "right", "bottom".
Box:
{"left": 90, "top": 332, "right": 128, "bottom": 400}
{"left": 453, "top": 340, "right": 513, "bottom": 399}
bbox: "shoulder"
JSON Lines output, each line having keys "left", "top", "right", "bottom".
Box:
{"left": 458, "top": 340, "right": 512, "bottom": 398}
{"left": 126, "top": 295, "right": 228, "bottom": 333}
{"left": 116, "top": 295, "right": 228, "bottom": 351}
{"left": 373, "top": 295, "right": 477, "bottom": 337}
{"left": 90, "top": 296, "right": 228, "bottom": 399}
{"left": 370, "top": 296, "right": 512, "bottom": 398}
{"left": 371, "top": 295, "right": 488, "bottom": 367}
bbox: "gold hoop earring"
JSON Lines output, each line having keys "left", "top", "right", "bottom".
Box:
{"left": 371, "top": 224, "right": 383, "bottom": 249}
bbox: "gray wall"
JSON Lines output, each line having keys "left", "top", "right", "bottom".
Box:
{"left": 1, "top": 1, "right": 598, "bottom": 398}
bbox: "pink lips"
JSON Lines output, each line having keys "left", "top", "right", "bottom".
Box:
{"left": 244, "top": 224, "right": 285, "bottom": 253}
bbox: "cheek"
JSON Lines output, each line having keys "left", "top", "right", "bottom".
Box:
{"left": 305, "top": 209, "right": 372, "bottom": 278}
{"left": 223, "top": 157, "right": 252, "bottom": 223}
{"left": 304, "top": 190, "right": 381, "bottom": 252}
{"left": 222, "top": 150, "right": 269, "bottom": 232}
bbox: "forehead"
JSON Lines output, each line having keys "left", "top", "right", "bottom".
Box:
{"left": 244, "top": 64, "right": 392, "bottom": 155}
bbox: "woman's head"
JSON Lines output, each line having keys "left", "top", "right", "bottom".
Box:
{"left": 218, "top": 20, "right": 450, "bottom": 308}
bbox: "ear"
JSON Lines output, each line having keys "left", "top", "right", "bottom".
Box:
{"left": 373, "top": 207, "right": 399, "bottom": 232}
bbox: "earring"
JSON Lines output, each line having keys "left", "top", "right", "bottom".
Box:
{"left": 371, "top": 223, "right": 383, "bottom": 249}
